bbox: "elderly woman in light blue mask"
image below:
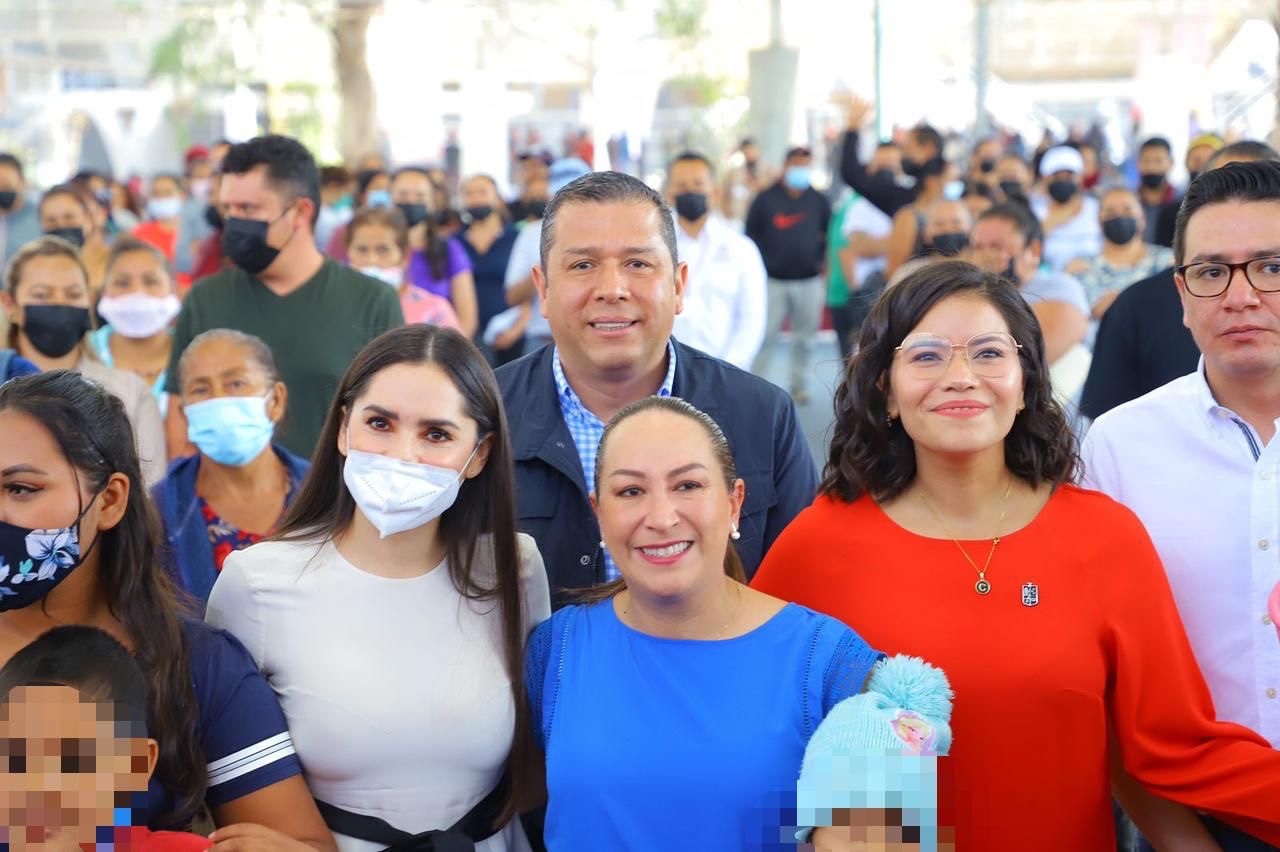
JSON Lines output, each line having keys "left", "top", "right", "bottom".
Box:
{"left": 150, "top": 328, "right": 308, "bottom": 609}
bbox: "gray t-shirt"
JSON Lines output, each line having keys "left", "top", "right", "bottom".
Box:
{"left": 1020, "top": 269, "right": 1090, "bottom": 320}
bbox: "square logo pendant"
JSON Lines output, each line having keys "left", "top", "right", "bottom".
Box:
{"left": 1022, "top": 583, "right": 1039, "bottom": 607}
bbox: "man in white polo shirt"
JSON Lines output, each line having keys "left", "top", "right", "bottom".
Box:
{"left": 1031, "top": 145, "right": 1103, "bottom": 273}
{"left": 1084, "top": 160, "right": 1280, "bottom": 850}
{"left": 665, "top": 151, "right": 767, "bottom": 369}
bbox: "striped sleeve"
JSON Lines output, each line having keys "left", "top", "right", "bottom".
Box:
{"left": 184, "top": 621, "right": 303, "bottom": 807}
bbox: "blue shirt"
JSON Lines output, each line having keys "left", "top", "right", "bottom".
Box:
{"left": 87, "top": 326, "right": 171, "bottom": 414}
{"left": 551, "top": 341, "right": 677, "bottom": 581}
{"left": 144, "top": 619, "right": 302, "bottom": 828}
{"left": 526, "top": 601, "right": 882, "bottom": 850}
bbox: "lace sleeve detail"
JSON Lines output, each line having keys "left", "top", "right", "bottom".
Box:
{"left": 821, "top": 628, "right": 885, "bottom": 717}
{"left": 525, "top": 616, "right": 556, "bottom": 752}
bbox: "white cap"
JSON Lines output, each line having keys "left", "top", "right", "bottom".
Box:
{"left": 1039, "top": 146, "right": 1084, "bottom": 178}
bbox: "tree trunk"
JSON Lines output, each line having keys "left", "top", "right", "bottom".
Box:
{"left": 334, "top": 1, "right": 379, "bottom": 165}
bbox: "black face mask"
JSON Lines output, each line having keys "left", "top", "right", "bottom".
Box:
{"left": 44, "top": 227, "right": 85, "bottom": 249}
{"left": 204, "top": 204, "right": 223, "bottom": 230}
{"left": 927, "top": 232, "right": 970, "bottom": 256}
{"left": 902, "top": 155, "right": 944, "bottom": 180}
{"left": 397, "top": 203, "right": 429, "bottom": 228}
{"left": 979, "top": 158, "right": 997, "bottom": 174}
{"left": 222, "top": 217, "right": 282, "bottom": 276}
{"left": 0, "top": 191, "right": 16, "bottom": 211}
{"left": 465, "top": 205, "right": 494, "bottom": 222}
{"left": 1002, "top": 257, "right": 1021, "bottom": 287}
{"left": 998, "top": 180, "right": 1024, "bottom": 199}
{"left": 526, "top": 200, "right": 548, "bottom": 220}
{"left": 873, "top": 169, "right": 896, "bottom": 183}
{"left": 1046, "top": 179, "right": 1078, "bottom": 204}
{"left": 21, "top": 305, "right": 91, "bottom": 358}
{"left": 1139, "top": 172, "right": 1166, "bottom": 191}
{"left": 673, "top": 192, "right": 709, "bottom": 222}
{"left": 1101, "top": 216, "right": 1139, "bottom": 246}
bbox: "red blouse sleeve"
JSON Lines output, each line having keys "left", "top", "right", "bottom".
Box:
{"left": 1099, "top": 500, "right": 1280, "bottom": 843}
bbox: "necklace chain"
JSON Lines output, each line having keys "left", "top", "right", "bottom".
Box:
{"left": 920, "top": 478, "right": 1013, "bottom": 595}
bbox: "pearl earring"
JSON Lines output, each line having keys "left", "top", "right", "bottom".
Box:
{"left": 730, "top": 526, "right": 741, "bottom": 541}
{"left": 599, "top": 540, "right": 606, "bottom": 549}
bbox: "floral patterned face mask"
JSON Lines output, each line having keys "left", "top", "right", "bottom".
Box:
{"left": 0, "top": 492, "right": 100, "bottom": 612}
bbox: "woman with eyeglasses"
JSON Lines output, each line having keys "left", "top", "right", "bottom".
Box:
{"left": 751, "top": 260, "right": 1280, "bottom": 850}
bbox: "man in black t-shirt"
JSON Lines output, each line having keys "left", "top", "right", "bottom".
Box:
{"left": 745, "top": 146, "right": 831, "bottom": 404}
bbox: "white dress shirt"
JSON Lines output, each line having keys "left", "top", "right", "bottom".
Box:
{"left": 671, "top": 215, "right": 768, "bottom": 369}
{"left": 1082, "top": 364, "right": 1280, "bottom": 746}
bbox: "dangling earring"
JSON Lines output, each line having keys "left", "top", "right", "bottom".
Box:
{"left": 730, "top": 526, "right": 741, "bottom": 541}
{"left": 886, "top": 413, "right": 896, "bottom": 426}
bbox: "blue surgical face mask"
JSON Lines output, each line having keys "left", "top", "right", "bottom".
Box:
{"left": 366, "top": 190, "right": 392, "bottom": 210}
{"left": 783, "top": 166, "right": 812, "bottom": 191}
{"left": 184, "top": 394, "right": 275, "bottom": 467}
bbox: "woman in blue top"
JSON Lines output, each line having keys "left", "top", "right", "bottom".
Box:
{"left": 87, "top": 237, "right": 181, "bottom": 414}
{"left": 0, "top": 370, "right": 331, "bottom": 845}
{"left": 526, "top": 396, "right": 882, "bottom": 851}
{"left": 152, "top": 329, "right": 308, "bottom": 609}
{"left": 460, "top": 175, "right": 527, "bottom": 365}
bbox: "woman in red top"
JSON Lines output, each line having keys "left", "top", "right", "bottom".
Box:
{"left": 751, "top": 260, "right": 1280, "bottom": 850}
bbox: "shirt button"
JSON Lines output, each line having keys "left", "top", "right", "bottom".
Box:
{"left": 556, "top": 441, "right": 566, "bottom": 449}
{"left": 1268, "top": 688, "right": 1278, "bottom": 700}
{"left": 1260, "top": 540, "right": 1270, "bottom": 551}
{"left": 579, "top": 554, "right": 591, "bottom": 565}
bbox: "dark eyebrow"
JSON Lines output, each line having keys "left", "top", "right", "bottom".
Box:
{"left": 1, "top": 464, "right": 46, "bottom": 477}
{"left": 564, "top": 246, "right": 658, "bottom": 258}
{"left": 363, "top": 405, "right": 460, "bottom": 430}
{"left": 1187, "top": 249, "right": 1280, "bottom": 264}
{"left": 609, "top": 462, "right": 709, "bottom": 479}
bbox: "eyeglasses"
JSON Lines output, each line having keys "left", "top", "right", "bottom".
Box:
{"left": 1176, "top": 256, "right": 1280, "bottom": 298}
{"left": 894, "top": 332, "right": 1022, "bottom": 378}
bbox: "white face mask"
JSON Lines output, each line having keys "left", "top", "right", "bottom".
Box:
{"left": 342, "top": 439, "right": 481, "bottom": 538}
{"left": 147, "top": 196, "right": 182, "bottom": 220}
{"left": 96, "top": 293, "right": 181, "bottom": 339}
{"left": 357, "top": 265, "right": 403, "bottom": 288}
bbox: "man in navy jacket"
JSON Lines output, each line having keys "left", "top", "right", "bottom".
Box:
{"left": 496, "top": 170, "right": 817, "bottom": 605}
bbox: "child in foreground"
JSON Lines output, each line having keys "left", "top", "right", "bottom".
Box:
{"left": 0, "top": 625, "right": 212, "bottom": 851}
{"left": 796, "top": 655, "right": 954, "bottom": 852}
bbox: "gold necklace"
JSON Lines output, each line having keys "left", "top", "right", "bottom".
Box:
{"left": 620, "top": 581, "right": 743, "bottom": 639}
{"left": 920, "top": 478, "right": 1013, "bottom": 595}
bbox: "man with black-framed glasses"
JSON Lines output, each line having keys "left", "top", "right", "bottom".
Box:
{"left": 1083, "top": 160, "right": 1280, "bottom": 852}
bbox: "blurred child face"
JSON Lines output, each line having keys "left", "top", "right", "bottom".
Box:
{"left": 0, "top": 686, "right": 156, "bottom": 846}
{"left": 810, "top": 810, "right": 922, "bottom": 851}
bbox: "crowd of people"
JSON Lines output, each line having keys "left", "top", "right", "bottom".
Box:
{"left": 1, "top": 93, "right": 1280, "bottom": 852}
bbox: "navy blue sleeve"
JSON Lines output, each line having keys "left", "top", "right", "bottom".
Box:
{"left": 4, "top": 353, "right": 40, "bottom": 380}
{"left": 184, "top": 621, "right": 302, "bottom": 808}
{"left": 760, "top": 396, "right": 819, "bottom": 578}
{"left": 1080, "top": 289, "right": 1139, "bottom": 420}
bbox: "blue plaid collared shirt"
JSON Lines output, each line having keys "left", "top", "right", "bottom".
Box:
{"left": 552, "top": 339, "right": 678, "bottom": 582}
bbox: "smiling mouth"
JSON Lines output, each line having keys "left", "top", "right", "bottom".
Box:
{"left": 590, "top": 321, "right": 637, "bottom": 331}
{"left": 639, "top": 541, "right": 691, "bottom": 558}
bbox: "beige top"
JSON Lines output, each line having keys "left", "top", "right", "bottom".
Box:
{"left": 77, "top": 354, "right": 167, "bottom": 485}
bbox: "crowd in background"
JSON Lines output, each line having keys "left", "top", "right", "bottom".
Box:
{"left": 2, "top": 96, "right": 1280, "bottom": 852}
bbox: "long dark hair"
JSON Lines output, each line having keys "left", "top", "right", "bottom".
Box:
{"left": 824, "top": 260, "right": 1078, "bottom": 503}
{"left": 0, "top": 371, "right": 204, "bottom": 825}
{"left": 273, "top": 324, "right": 539, "bottom": 822}
{"left": 576, "top": 396, "right": 746, "bottom": 605}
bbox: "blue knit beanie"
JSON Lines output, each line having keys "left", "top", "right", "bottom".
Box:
{"left": 795, "top": 655, "right": 953, "bottom": 846}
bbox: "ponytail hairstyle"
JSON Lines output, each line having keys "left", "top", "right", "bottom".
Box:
{"left": 578, "top": 395, "right": 747, "bottom": 606}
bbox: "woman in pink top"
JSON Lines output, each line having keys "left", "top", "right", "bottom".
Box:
{"left": 345, "top": 207, "right": 462, "bottom": 331}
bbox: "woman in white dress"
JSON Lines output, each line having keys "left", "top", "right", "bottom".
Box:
{"left": 206, "top": 324, "right": 550, "bottom": 852}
